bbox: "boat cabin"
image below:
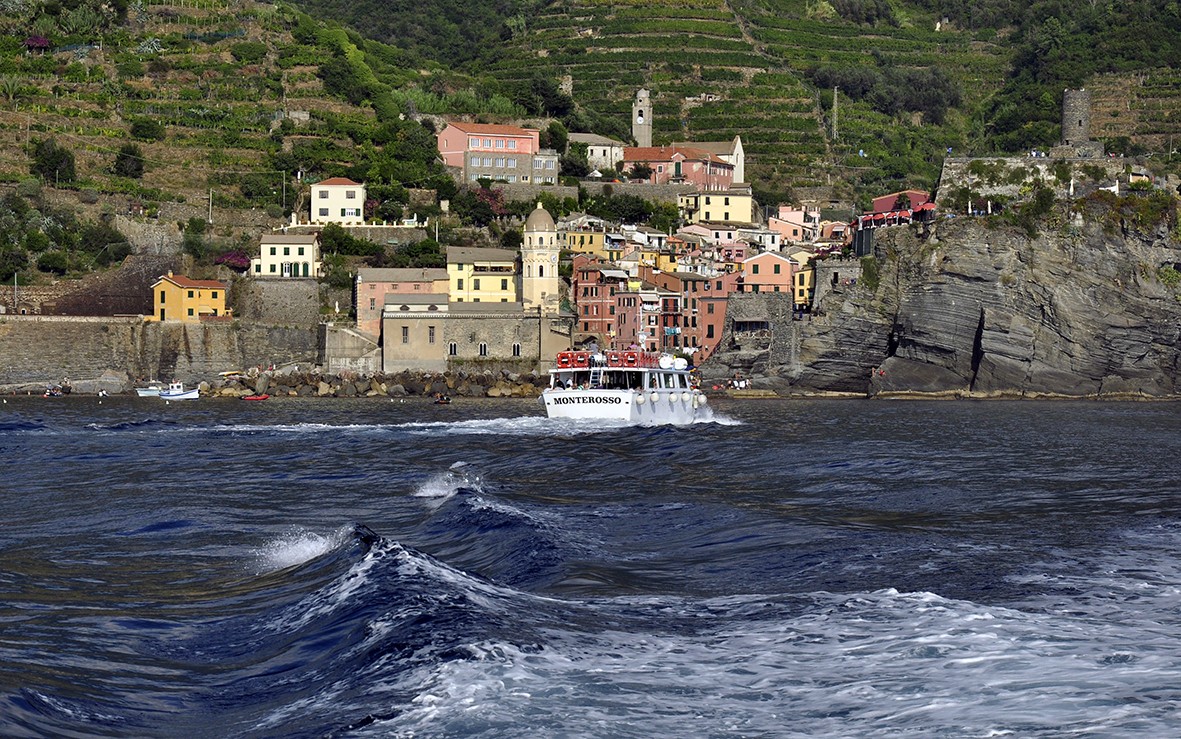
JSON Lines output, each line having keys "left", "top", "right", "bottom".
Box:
{"left": 549, "top": 351, "right": 694, "bottom": 391}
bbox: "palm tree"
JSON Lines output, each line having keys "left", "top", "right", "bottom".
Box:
{"left": 0, "top": 76, "right": 21, "bottom": 106}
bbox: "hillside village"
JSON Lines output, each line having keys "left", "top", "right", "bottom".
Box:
{"left": 2, "top": 83, "right": 1178, "bottom": 382}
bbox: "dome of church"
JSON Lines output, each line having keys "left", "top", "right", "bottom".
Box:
{"left": 524, "top": 203, "right": 555, "bottom": 233}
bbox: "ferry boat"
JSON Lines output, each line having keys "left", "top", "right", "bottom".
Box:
{"left": 540, "top": 350, "right": 708, "bottom": 424}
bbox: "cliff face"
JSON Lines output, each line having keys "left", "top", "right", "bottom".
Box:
{"left": 708, "top": 204, "right": 1181, "bottom": 397}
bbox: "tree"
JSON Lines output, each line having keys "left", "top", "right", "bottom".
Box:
{"left": 130, "top": 118, "right": 165, "bottom": 141}
{"left": 30, "top": 138, "right": 75, "bottom": 185}
{"left": 628, "top": 163, "right": 652, "bottom": 181}
{"left": 112, "top": 143, "right": 144, "bottom": 179}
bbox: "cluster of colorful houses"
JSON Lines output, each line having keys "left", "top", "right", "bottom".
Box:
{"left": 134, "top": 89, "right": 938, "bottom": 370}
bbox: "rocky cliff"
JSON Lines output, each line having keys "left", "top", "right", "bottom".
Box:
{"left": 707, "top": 193, "right": 1181, "bottom": 398}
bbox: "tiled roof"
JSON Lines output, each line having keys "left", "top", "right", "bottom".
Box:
{"left": 154, "top": 274, "right": 226, "bottom": 289}
{"left": 623, "top": 146, "right": 731, "bottom": 165}
{"left": 445, "top": 122, "right": 537, "bottom": 136}
{"left": 315, "top": 177, "right": 362, "bottom": 186}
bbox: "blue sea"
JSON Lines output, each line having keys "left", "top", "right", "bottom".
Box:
{"left": 2, "top": 395, "right": 1181, "bottom": 737}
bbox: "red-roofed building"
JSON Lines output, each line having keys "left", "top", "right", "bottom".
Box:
{"left": 310, "top": 177, "right": 366, "bottom": 226}
{"left": 436, "top": 122, "right": 559, "bottom": 184}
{"left": 871, "top": 189, "right": 930, "bottom": 214}
{"left": 149, "top": 272, "right": 229, "bottom": 322}
{"left": 622, "top": 145, "right": 734, "bottom": 190}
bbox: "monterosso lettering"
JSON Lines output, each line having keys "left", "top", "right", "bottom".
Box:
{"left": 552, "top": 395, "right": 624, "bottom": 405}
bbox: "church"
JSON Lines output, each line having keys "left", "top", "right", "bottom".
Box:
{"left": 380, "top": 203, "right": 573, "bottom": 373}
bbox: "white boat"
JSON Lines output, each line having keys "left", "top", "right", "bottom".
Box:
{"left": 539, "top": 350, "right": 708, "bottom": 424}
{"left": 159, "top": 381, "right": 199, "bottom": 401}
{"left": 135, "top": 382, "right": 164, "bottom": 397}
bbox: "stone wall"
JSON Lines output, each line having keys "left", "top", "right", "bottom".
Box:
{"left": 0, "top": 316, "right": 318, "bottom": 388}
{"left": 235, "top": 278, "right": 322, "bottom": 326}
{"left": 937, "top": 157, "right": 1131, "bottom": 205}
{"left": 491, "top": 181, "right": 697, "bottom": 206}
{"left": 812, "top": 258, "right": 864, "bottom": 308}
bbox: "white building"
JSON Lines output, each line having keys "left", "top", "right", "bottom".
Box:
{"left": 310, "top": 177, "right": 366, "bottom": 226}
{"left": 568, "top": 133, "right": 626, "bottom": 172}
{"left": 251, "top": 233, "right": 322, "bottom": 278}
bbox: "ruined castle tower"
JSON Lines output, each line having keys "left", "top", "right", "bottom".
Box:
{"left": 632, "top": 89, "right": 652, "bottom": 148}
{"left": 1061, "top": 88, "right": 1091, "bottom": 145}
{"left": 1052, "top": 88, "right": 1104, "bottom": 158}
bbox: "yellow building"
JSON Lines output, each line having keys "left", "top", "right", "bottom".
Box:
{"left": 561, "top": 228, "right": 607, "bottom": 259}
{"left": 149, "top": 272, "right": 229, "bottom": 322}
{"left": 678, "top": 186, "right": 756, "bottom": 226}
{"left": 788, "top": 249, "right": 816, "bottom": 309}
{"left": 446, "top": 246, "right": 519, "bottom": 303}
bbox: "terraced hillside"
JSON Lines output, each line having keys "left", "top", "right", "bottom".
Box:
{"left": 492, "top": 0, "right": 1011, "bottom": 197}
{"left": 1090, "top": 69, "right": 1181, "bottom": 152}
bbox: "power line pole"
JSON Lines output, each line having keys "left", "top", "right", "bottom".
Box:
{"left": 832, "top": 87, "right": 839, "bottom": 141}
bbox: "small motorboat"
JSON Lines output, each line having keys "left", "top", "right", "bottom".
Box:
{"left": 135, "top": 382, "right": 165, "bottom": 397}
{"left": 159, "top": 381, "right": 199, "bottom": 401}
{"left": 432, "top": 393, "right": 452, "bottom": 405}
{"left": 242, "top": 394, "right": 270, "bottom": 401}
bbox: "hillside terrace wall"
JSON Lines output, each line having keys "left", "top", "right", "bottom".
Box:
{"left": 936, "top": 157, "right": 1134, "bottom": 204}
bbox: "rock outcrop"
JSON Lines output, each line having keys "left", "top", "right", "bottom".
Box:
{"left": 707, "top": 197, "right": 1181, "bottom": 398}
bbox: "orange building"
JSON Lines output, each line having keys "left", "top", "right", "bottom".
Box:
{"left": 148, "top": 272, "right": 229, "bottom": 322}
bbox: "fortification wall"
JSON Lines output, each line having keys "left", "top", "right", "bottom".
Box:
{"left": 235, "top": 279, "right": 322, "bottom": 326}
{"left": 936, "top": 157, "right": 1131, "bottom": 204}
{"left": 0, "top": 316, "right": 318, "bottom": 387}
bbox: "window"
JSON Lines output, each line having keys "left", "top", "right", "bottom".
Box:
{"left": 283, "top": 247, "right": 290, "bottom": 256}
{"left": 187, "top": 308, "right": 194, "bottom": 316}
{"left": 457, "top": 278, "right": 464, "bottom": 290}
{"left": 269, "top": 264, "right": 276, "bottom": 273}
{"left": 724, "top": 197, "right": 730, "bottom": 206}
{"left": 705, "top": 197, "right": 711, "bottom": 205}
{"left": 707, "top": 325, "right": 715, "bottom": 339}
{"left": 512, "top": 343, "right": 521, "bottom": 357}
{"left": 211, "top": 291, "right": 218, "bottom": 299}
{"left": 657, "top": 164, "right": 664, "bottom": 173}
{"left": 752, "top": 264, "right": 759, "bottom": 275}
{"left": 479, "top": 342, "right": 488, "bottom": 357}
{"left": 298, "top": 247, "right": 305, "bottom": 256}
{"left": 508, "top": 140, "right": 517, "bottom": 150}
{"left": 346, "top": 190, "right": 356, "bottom": 199}
{"left": 269, "top": 247, "right": 276, "bottom": 256}
{"left": 473, "top": 279, "right": 481, "bottom": 290}
{"left": 318, "top": 208, "right": 328, "bottom": 217}
{"left": 501, "top": 279, "right": 508, "bottom": 290}
{"left": 159, "top": 290, "right": 166, "bottom": 302}
{"left": 773, "top": 264, "right": 780, "bottom": 275}
{"left": 546, "top": 160, "right": 554, "bottom": 169}
{"left": 707, "top": 303, "right": 715, "bottom": 314}
{"left": 469, "top": 137, "right": 479, "bottom": 148}
{"left": 484, "top": 139, "right": 492, "bottom": 147}
{"left": 428, "top": 326, "right": 435, "bottom": 344}
{"left": 254, "top": 264, "right": 261, "bottom": 274}
{"left": 506, "top": 158, "right": 517, "bottom": 168}
{"left": 483, "top": 157, "right": 492, "bottom": 166}
{"left": 369, "top": 298, "right": 376, "bottom": 310}
{"left": 495, "top": 157, "right": 504, "bottom": 167}
{"left": 318, "top": 190, "right": 328, "bottom": 198}
{"left": 448, "top": 342, "right": 457, "bottom": 356}
{"left": 724, "top": 212, "right": 730, "bottom": 221}
{"left": 495, "top": 139, "right": 504, "bottom": 148}
{"left": 187, "top": 290, "right": 194, "bottom": 298}
{"left": 534, "top": 159, "right": 543, "bottom": 169}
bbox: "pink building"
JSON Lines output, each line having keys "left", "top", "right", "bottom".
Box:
{"left": 354, "top": 267, "right": 449, "bottom": 337}
{"left": 622, "top": 146, "right": 734, "bottom": 190}
{"left": 572, "top": 255, "right": 629, "bottom": 347}
{"left": 740, "top": 252, "right": 797, "bottom": 294}
{"left": 436, "top": 122, "right": 559, "bottom": 184}
{"left": 768, "top": 204, "right": 821, "bottom": 243}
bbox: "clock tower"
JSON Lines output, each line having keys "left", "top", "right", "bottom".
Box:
{"left": 522, "top": 202, "right": 560, "bottom": 315}
{"left": 632, "top": 88, "right": 652, "bottom": 148}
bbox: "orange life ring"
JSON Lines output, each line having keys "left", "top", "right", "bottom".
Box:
{"left": 623, "top": 351, "right": 638, "bottom": 366}
{"left": 557, "top": 352, "right": 572, "bottom": 368}
{"left": 607, "top": 351, "right": 622, "bottom": 366}
{"left": 574, "top": 352, "right": 590, "bottom": 367}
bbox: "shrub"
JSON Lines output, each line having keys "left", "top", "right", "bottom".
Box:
{"left": 112, "top": 144, "right": 145, "bottom": 179}
{"left": 38, "top": 250, "right": 69, "bottom": 275}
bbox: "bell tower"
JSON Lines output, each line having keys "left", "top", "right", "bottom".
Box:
{"left": 632, "top": 88, "right": 652, "bottom": 148}
{"left": 522, "top": 203, "right": 560, "bottom": 315}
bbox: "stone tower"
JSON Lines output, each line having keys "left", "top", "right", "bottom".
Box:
{"left": 521, "top": 203, "right": 560, "bottom": 315}
{"left": 632, "top": 88, "right": 652, "bottom": 148}
{"left": 1061, "top": 88, "right": 1091, "bottom": 145}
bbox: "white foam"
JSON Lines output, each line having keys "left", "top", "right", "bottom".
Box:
{"left": 253, "top": 526, "right": 350, "bottom": 573}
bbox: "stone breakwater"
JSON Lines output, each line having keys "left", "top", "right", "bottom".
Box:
{"left": 205, "top": 368, "right": 546, "bottom": 399}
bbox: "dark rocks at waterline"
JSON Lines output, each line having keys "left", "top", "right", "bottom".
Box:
{"left": 206, "top": 369, "right": 546, "bottom": 399}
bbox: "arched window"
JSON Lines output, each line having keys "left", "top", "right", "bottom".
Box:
{"left": 539, "top": 266, "right": 544, "bottom": 278}
{"left": 448, "top": 342, "right": 458, "bottom": 356}
{"left": 512, "top": 343, "right": 521, "bottom": 357}
{"left": 478, "top": 342, "right": 488, "bottom": 357}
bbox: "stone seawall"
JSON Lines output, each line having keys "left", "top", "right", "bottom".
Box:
{"left": 0, "top": 316, "right": 318, "bottom": 389}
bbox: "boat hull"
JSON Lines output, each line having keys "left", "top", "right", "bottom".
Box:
{"left": 159, "top": 389, "right": 199, "bottom": 401}
{"left": 135, "top": 387, "right": 162, "bottom": 397}
{"left": 540, "top": 388, "right": 706, "bottom": 424}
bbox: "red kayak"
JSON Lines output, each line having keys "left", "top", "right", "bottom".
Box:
{"left": 242, "top": 394, "right": 270, "bottom": 401}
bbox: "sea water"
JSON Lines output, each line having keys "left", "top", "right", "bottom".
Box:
{"left": 1, "top": 396, "right": 1180, "bottom": 737}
